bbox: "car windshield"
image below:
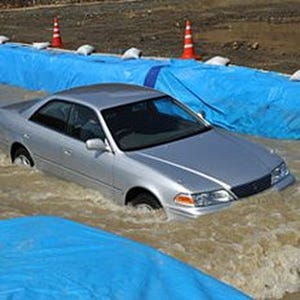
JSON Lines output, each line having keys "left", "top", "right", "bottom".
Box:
{"left": 102, "top": 96, "right": 211, "bottom": 151}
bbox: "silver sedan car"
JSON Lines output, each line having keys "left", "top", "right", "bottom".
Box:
{"left": 0, "top": 84, "right": 295, "bottom": 219}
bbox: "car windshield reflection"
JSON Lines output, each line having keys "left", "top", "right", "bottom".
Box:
{"left": 102, "top": 96, "right": 210, "bottom": 151}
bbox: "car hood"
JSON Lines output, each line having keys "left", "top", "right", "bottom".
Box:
{"left": 130, "top": 129, "right": 282, "bottom": 189}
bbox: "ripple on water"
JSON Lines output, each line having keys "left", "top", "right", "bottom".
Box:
{"left": 0, "top": 136, "right": 299, "bottom": 299}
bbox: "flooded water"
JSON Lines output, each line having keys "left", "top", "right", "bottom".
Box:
{"left": 0, "top": 86, "right": 299, "bottom": 299}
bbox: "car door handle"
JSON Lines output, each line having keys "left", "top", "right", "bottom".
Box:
{"left": 63, "top": 149, "right": 72, "bottom": 156}
{"left": 23, "top": 133, "right": 30, "bottom": 140}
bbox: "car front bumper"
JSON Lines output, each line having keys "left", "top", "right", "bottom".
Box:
{"left": 166, "top": 173, "right": 296, "bottom": 220}
{"left": 166, "top": 202, "right": 233, "bottom": 220}
{"left": 272, "top": 173, "right": 296, "bottom": 191}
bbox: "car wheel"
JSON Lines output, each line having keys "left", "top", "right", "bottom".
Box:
{"left": 13, "top": 148, "right": 34, "bottom": 167}
{"left": 130, "top": 193, "right": 162, "bottom": 212}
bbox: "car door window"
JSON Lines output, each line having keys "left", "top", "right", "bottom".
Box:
{"left": 68, "top": 104, "right": 105, "bottom": 142}
{"left": 29, "top": 100, "right": 72, "bottom": 134}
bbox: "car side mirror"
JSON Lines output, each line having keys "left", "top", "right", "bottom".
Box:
{"left": 86, "top": 138, "right": 110, "bottom": 152}
{"left": 197, "top": 110, "right": 206, "bottom": 119}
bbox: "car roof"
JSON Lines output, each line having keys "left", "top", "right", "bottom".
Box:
{"left": 55, "top": 83, "right": 166, "bottom": 110}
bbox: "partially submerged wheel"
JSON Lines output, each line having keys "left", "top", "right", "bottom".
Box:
{"left": 130, "top": 193, "right": 162, "bottom": 212}
{"left": 13, "top": 148, "right": 34, "bottom": 167}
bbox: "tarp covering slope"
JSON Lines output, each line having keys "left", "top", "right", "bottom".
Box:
{"left": 0, "top": 216, "right": 250, "bottom": 300}
{"left": 0, "top": 43, "right": 299, "bottom": 139}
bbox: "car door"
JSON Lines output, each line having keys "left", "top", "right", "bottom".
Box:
{"left": 26, "top": 99, "right": 72, "bottom": 176}
{"left": 59, "top": 103, "right": 114, "bottom": 199}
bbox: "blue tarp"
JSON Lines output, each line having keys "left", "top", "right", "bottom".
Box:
{"left": 0, "top": 43, "right": 299, "bottom": 139}
{"left": 0, "top": 216, "right": 250, "bottom": 300}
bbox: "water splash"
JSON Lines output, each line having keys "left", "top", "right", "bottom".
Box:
{"left": 0, "top": 136, "right": 299, "bottom": 299}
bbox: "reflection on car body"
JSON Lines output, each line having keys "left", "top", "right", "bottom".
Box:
{"left": 0, "top": 83, "right": 295, "bottom": 219}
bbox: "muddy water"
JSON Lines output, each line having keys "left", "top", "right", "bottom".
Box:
{"left": 0, "top": 87, "right": 299, "bottom": 299}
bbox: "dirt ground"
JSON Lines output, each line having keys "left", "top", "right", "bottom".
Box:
{"left": 0, "top": 0, "right": 299, "bottom": 74}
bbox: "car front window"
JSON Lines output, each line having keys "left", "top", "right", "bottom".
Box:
{"left": 102, "top": 96, "right": 210, "bottom": 151}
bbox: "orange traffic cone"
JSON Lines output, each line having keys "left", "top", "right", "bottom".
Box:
{"left": 51, "top": 16, "right": 63, "bottom": 48}
{"left": 180, "top": 20, "right": 201, "bottom": 60}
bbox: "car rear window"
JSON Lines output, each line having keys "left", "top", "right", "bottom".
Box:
{"left": 29, "top": 100, "right": 72, "bottom": 134}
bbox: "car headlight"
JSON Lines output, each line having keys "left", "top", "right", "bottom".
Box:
{"left": 271, "top": 162, "right": 289, "bottom": 185}
{"left": 174, "top": 189, "right": 234, "bottom": 207}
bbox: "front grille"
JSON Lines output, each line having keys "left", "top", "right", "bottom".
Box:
{"left": 231, "top": 174, "right": 271, "bottom": 198}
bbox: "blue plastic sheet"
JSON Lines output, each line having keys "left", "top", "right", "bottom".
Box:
{"left": 0, "top": 216, "right": 250, "bottom": 300}
{"left": 0, "top": 43, "right": 299, "bottom": 139}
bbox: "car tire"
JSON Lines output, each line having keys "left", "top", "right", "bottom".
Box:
{"left": 130, "top": 193, "right": 162, "bottom": 212}
{"left": 13, "top": 148, "right": 34, "bottom": 167}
